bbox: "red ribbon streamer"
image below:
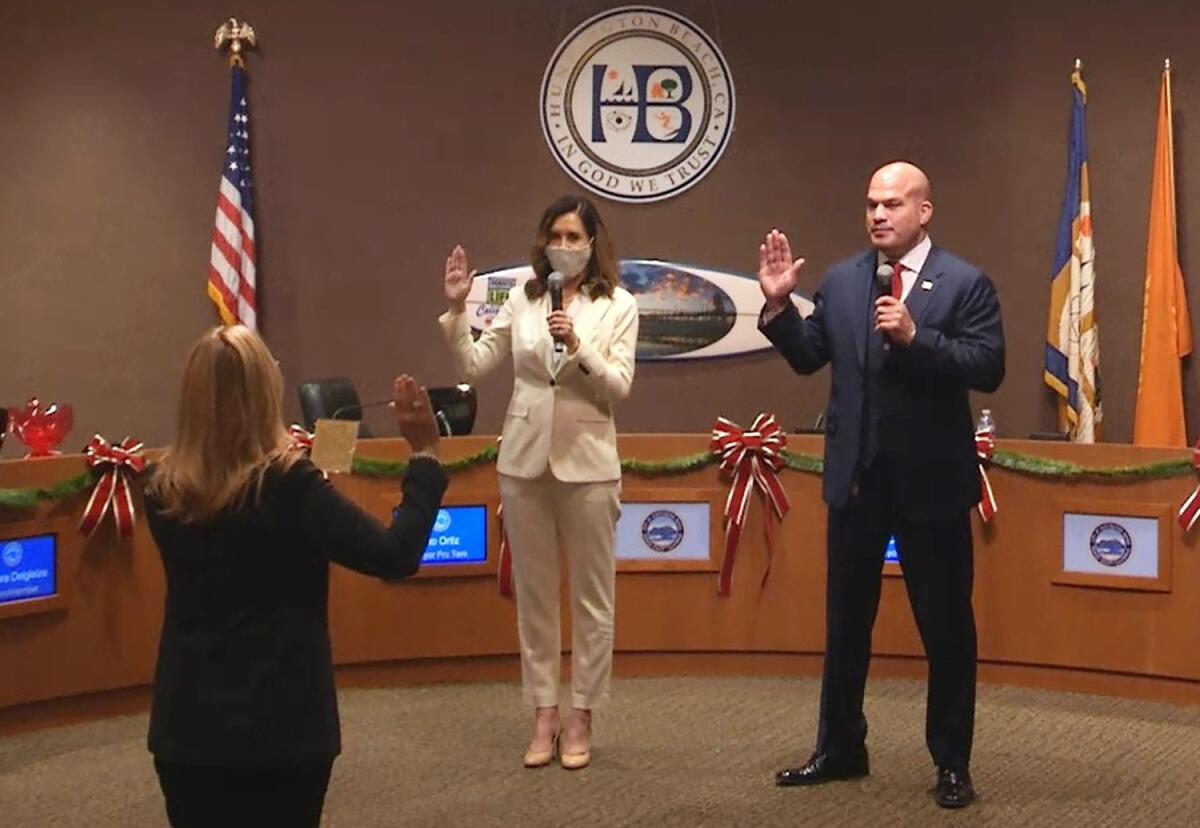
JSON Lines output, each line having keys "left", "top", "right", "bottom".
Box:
{"left": 976, "top": 430, "right": 998, "bottom": 522}
{"left": 288, "top": 424, "right": 314, "bottom": 454}
{"left": 710, "top": 414, "right": 791, "bottom": 596}
{"left": 1178, "top": 442, "right": 1200, "bottom": 532}
{"left": 79, "top": 435, "right": 146, "bottom": 538}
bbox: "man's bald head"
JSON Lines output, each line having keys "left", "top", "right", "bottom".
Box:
{"left": 865, "top": 161, "right": 934, "bottom": 258}
{"left": 870, "top": 161, "right": 932, "bottom": 202}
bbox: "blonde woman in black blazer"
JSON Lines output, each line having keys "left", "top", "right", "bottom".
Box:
{"left": 145, "top": 325, "right": 447, "bottom": 828}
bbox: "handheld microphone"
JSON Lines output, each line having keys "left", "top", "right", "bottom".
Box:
{"left": 548, "top": 270, "right": 566, "bottom": 357}
{"left": 874, "top": 264, "right": 894, "bottom": 353}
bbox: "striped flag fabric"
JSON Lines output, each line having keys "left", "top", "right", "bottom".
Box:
{"left": 1133, "top": 64, "right": 1192, "bottom": 447}
{"left": 1044, "top": 67, "right": 1101, "bottom": 442}
{"left": 207, "top": 62, "right": 258, "bottom": 330}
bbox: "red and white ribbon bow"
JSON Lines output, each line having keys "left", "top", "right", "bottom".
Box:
{"left": 710, "top": 414, "right": 791, "bottom": 596}
{"left": 1177, "top": 442, "right": 1200, "bottom": 532}
{"left": 288, "top": 424, "right": 314, "bottom": 454}
{"left": 975, "top": 429, "right": 998, "bottom": 522}
{"left": 79, "top": 435, "right": 146, "bottom": 538}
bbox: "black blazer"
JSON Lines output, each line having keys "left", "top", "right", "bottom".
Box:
{"left": 144, "top": 456, "right": 447, "bottom": 767}
{"left": 762, "top": 246, "right": 1005, "bottom": 520}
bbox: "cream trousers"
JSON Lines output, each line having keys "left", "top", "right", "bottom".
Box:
{"left": 498, "top": 471, "right": 620, "bottom": 709}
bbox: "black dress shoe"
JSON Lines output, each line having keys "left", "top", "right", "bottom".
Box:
{"left": 775, "top": 746, "right": 869, "bottom": 787}
{"left": 935, "top": 767, "right": 975, "bottom": 809}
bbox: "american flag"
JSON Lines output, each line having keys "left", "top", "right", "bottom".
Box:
{"left": 207, "top": 63, "right": 257, "bottom": 330}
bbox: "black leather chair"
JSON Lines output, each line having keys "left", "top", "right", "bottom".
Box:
{"left": 297, "top": 378, "right": 372, "bottom": 437}
{"left": 427, "top": 384, "right": 477, "bottom": 436}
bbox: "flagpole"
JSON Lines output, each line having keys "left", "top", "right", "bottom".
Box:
{"left": 207, "top": 17, "right": 261, "bottom": 332}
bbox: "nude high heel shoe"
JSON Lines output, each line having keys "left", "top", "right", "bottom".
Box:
{"left": 560, "top": 709, "right": 591, "bottom": 770}
{"left": 523, "top": 709, "right": 561, "bottom": 768}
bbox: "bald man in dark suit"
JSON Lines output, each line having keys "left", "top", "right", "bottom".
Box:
{"left": 758, "top": 162, "right": 1005, "bottom": 809}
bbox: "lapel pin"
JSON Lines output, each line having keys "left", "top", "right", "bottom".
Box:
{"left": 920, "top": 280, "right": 934, "bottom": 291}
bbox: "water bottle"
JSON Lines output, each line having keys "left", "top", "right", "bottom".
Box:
{"left": 976, "top": 408, "right": 995, "bottom": 436}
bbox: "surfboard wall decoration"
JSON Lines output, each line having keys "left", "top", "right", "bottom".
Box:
{"left": 465, "top": 259, "right": 814, "bottom": 362}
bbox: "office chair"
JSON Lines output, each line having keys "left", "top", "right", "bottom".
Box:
{"left": 426, "top": 384, "right": 477, "bottom": 436}
{"left": 297, "top": 378, "right": 373, "bottom": 437}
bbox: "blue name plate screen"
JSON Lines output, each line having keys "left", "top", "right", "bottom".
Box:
{"left": 0, "top": 534, "right": 57, "bottom": 604}
{"left": 885, "top": 535, "right": 900, "bottom": 565}
{"left": 422, "top": 506, "right": 487, "bottom": 565}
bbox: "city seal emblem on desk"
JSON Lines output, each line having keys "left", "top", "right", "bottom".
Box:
{"left": 1089, "top": 522, "right": 1133, "bottom": 567}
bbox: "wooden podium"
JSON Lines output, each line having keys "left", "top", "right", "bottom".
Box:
{"left": 1, "top": 436, "right": 1197, "bottom": 735}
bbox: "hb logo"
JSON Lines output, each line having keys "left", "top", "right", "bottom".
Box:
{"left": 591, "top": 64, "right": 693, "bottom": 144}
{"left": 540, "top": 6, "right": 735, "bottom": 203}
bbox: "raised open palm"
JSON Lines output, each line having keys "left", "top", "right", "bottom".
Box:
{"left": 758, "top": 229, "right": 806, "bottom": 306}
{"left": 444, "top": 244, "right": 476, "bottom": 310}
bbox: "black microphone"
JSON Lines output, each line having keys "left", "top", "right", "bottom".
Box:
{"left": 330, "top": 398, "right": 392, "bottom": 421}
{"left": 874, "top": 264, "right": 893, "bottom": 353}
{"left": 548, "top": 270, "right": 566, "bottom": 357}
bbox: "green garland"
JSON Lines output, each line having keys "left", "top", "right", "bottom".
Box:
{"left": 0, "top": 445, "right": 1196, "bottom": 507}
{"left": 991, "top": 449, "right": 1192, "bottom": 482}
{"left": 0, "top": 470, "right": 94, "bottom": 508}
{"left": 350, "top": 444, "right": 499, "bottom": 478}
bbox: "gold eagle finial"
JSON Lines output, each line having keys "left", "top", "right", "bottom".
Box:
{"left": 214, "top": 18, "right": 257, "bottom": 66}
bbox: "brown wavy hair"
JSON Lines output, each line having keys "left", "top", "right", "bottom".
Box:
{"left": 148, "top": 325, "right": 299, "bottom": 523}
{"left": 526, "top": 195, "right": 619, "bottom": 300}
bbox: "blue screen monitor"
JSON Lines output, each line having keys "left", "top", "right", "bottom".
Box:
{"left": 0, "top": 533, "right": 57, "bottom": 605}
{"left": 422, "top": 505, "right": 488, "bottom": 565}
{"left": 884, "top": 535, "right": 900, "bottom": 565}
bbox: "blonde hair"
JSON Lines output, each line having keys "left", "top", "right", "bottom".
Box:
{"left": 148, "top": 325, "right": 298, "bottom": 523}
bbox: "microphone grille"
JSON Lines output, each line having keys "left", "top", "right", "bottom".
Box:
{"left": 547, "top": 271, "right": 565, "bottom": 287}
{"left": 875, "top": 264, "right": 893, "bottom": 291}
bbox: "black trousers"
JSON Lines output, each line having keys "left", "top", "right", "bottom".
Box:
{"left": 154, "top": 757, "right": 334, "bottom": 828}
{"left": 815, "top": 460, "right": 977, "bottom": 771}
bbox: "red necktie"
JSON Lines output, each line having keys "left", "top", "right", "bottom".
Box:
{"left": 890, "top": 260, "right": 903, "bottom": 299}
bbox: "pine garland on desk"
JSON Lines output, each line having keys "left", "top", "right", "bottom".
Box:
{"left": 1, "top": 447, "right": 1196, "bottom": 507}
{"left": 0, "top": 471, "right": 94, "bottom": 508}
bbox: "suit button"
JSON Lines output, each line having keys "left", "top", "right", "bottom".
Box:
{"left": 549, "top": 380, "right": 557, "bottom": 387}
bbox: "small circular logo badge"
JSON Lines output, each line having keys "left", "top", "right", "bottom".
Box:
{"left": 434, "top": 510, "right": 452, "bottom": 533}
{"left": 642, "top": 509, "right": 684, "bottom": 553}
{"left": 540, "top": 6, "right": 735, "bottom": 203}
{"left": 2, "top": 542, "right": 22, "bottom": 568}
{"left": 1089, "top": 522, "right": 1132, "bottom": 567}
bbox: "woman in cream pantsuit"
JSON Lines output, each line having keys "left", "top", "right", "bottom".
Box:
{"left": 440, "top": 195, "right": 638, "bottom": 771}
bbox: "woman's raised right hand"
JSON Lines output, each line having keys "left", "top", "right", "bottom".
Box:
{"left": 444, "top": 244, "right": 475, "bottom": 313}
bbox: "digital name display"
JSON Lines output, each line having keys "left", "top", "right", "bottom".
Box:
{"left": 422, "top": 506, "right": 487, "bottom": 565}
{"left": 885, "top": 535, "right": 900, "bottom": 565}
{"left": 0, "top": 533, "right": 57, "bottom": 605}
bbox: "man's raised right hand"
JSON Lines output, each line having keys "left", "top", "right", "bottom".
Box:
{"left": 758, "top": 229, "right": 806, "bottom": 311}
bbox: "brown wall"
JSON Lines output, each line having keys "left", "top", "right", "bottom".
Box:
{"left": 4, "top": 0, "right": 1200, "bottom": 455}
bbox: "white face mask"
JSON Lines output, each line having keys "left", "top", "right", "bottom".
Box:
{"left": 546, "top": 244, "right": 592, "bottom": 278}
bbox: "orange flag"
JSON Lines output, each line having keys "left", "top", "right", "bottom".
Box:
{"left": 1133, "top": 65, "right": 1193, "bottom": 447}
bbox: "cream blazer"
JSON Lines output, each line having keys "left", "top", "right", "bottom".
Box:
{"left": 439, "top": 285, "right": 638, "bottom": 482}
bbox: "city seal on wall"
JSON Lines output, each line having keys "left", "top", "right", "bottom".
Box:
{"left": 642, "top": 509, "right": 685, "bottom": 553}
{"left": 540, "top": 5, "right": 735, "bottom": 203}
{"left": 1089, "top": 522, "right": 1132, "bottom": 567}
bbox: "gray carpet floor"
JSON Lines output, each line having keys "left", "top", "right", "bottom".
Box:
{"left": 2, "top": 677, "right": 1199, "bottom": 826}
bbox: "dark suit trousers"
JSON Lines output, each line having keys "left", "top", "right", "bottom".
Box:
{"left": 154, "top": 758, "right": 333, "bottom": 828}
{"left": 816, "top": 458, "right": 977, "bottom": 771}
